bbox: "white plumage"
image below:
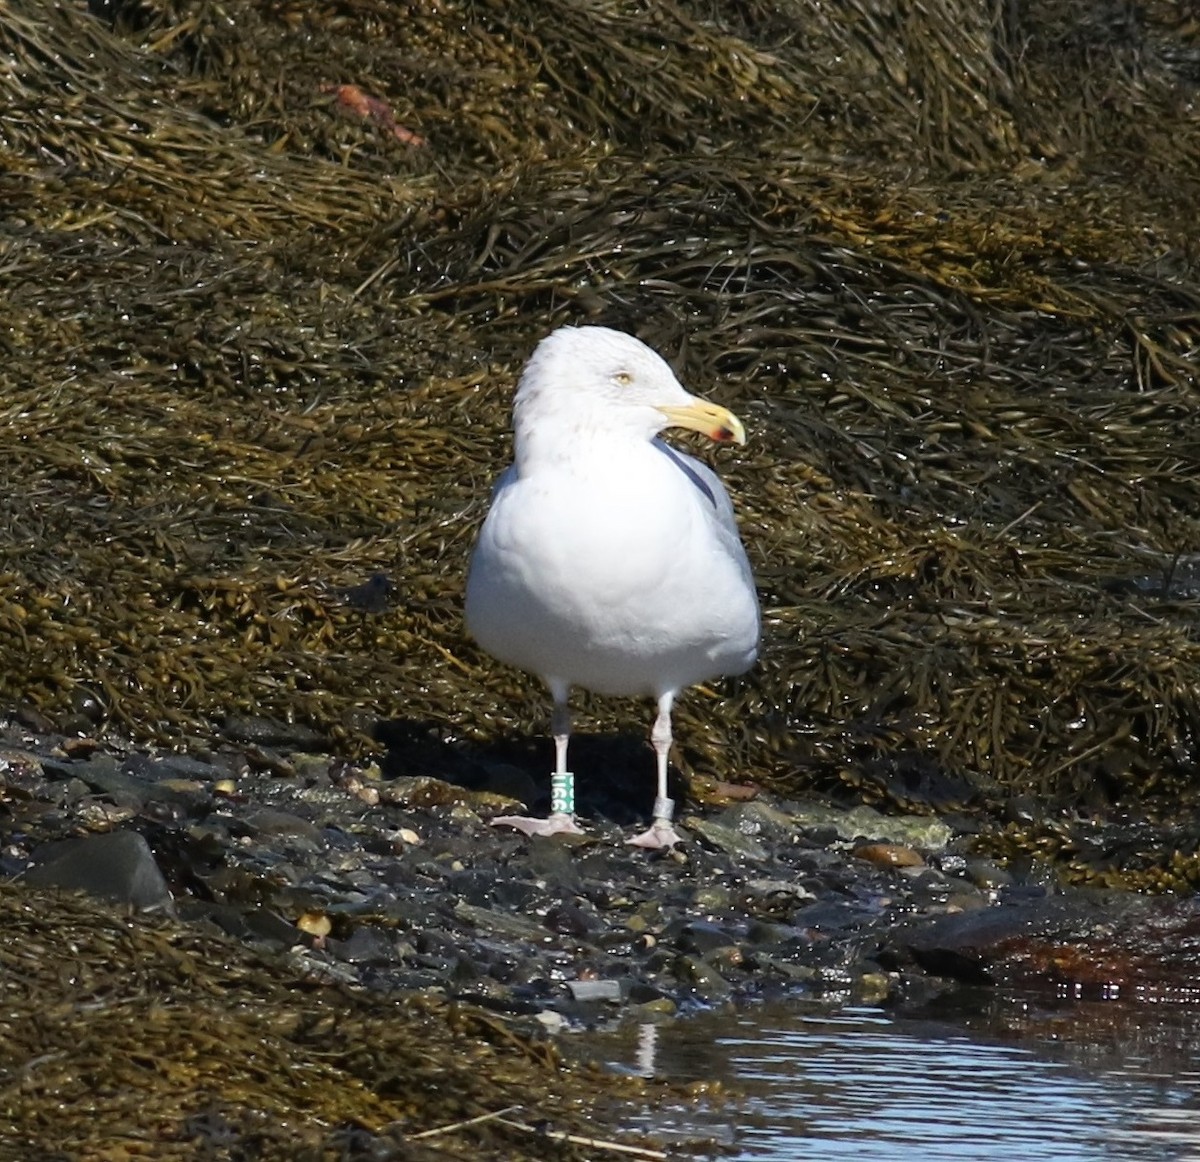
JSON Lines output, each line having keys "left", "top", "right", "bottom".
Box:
{"left": 465, "top": 325, "right": 759, "bottom": 847}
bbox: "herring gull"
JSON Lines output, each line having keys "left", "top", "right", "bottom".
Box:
{"left": 464, "top": 326, "right": 760, "bottom": 848}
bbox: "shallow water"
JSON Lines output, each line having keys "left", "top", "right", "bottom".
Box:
{"left": 586, "top": 999, "right": 1200, "bottom": 1160}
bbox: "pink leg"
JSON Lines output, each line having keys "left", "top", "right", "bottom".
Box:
{"left": 492, "top": 685, "right": 584, "bottom": 837}
{"left": 628, "top": 691, "right": 684, "bottom": 849}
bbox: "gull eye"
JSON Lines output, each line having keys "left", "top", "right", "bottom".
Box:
{"left": 614, "top": 370, "right": 633, "bottom": 387}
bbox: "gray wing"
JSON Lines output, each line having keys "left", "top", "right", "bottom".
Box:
{"left": 653, "top": 439, "right": 754, "bottom": 584}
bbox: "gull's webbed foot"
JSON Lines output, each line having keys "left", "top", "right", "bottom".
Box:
{"left": 492, "top": 811, "right": 584, "bottom": 838}
{"left": 626, "top": 820, "right": 684, "bottom": 849}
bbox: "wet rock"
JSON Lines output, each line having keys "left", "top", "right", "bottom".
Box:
{"left": 381, "top": 775, "right": 473, "bottom": 809}
{"left": 43, "top": 754, "right": 205, "bottom": 814}
{"left": 963, "top": 858, "right": 1014, "bottom": 891}
{"left": 544, "top": 902, "right": 595, "bottom": 937}
{"left": 792, "top": 899, "right": 883, "bottom": 935}
{"left": 15, "top": 703, "right": 56, "bottom": 734}
{"left": 333, "top": 572, "right": 397, "bottom": 613}
{"left": 4, "top": 715, "right": 1196, "bottom": 1043}
{"left": 888, "top": 892, "right": 1200, "bottom": 999}
{"left": 331, "top": 925, "right": 404, "bottom": 964}
{"left": 857, "top": 972, "right": 893, "bottom": 1003}
{"left": 672, "top": 919, "right": 740, "bottom": 956}
{"left": 886, "top": 897, "right": 1076, "bottom": 983}
{"left": 123, "top": 752, "right": 219, "bottom": 784}
{"left": 25, "top": 830, "right": 174, "bottom": 914}
{"left": 744, "top": 879, "right": 816, "bottom": 908}
{"left": 527, "top": 836, "right": 585, "bottom": 891}
{"left": 220, "top": 715, "right": 326, "bottom": 750}
{"left": 784, "top": 801, "right": 953, "bottom": 849}
{"left": 61, "top": 736, "right": 100, "bottom": 758}
{"left": 705, "top": 945, "right": 745, "bottom": 972}
{"left": 719, "top": 799, "right": 805, "bottom": 844}
{"left": 1003, "top": 794, "right": 1043, "bottom": 825}
{"left": 690, "top": 884, "right": 735, "bottom": 911}
{"left": 685, "top": 816, "right": 769, "bottom": 861}
{"left": 853, "top": 842, "right": 926, "bottom": 869}
{"left": 243, "top": 809, "right": 322, "bottom": 842}
{"left": 566, "top": 979, "right": 622, "bottom": 1003}
{"left": 674, "top": 955, "right": 732, "bottom": 1000}
{"left": 453, "top": 900, "right": 549, "bottom": 942}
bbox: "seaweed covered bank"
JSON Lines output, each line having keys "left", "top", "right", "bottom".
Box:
{"left": 2, "top": 0, "right": 1200, "bottom": 1154}
{"left": 1, "top": 0, "right": 1198, "bottom": 810}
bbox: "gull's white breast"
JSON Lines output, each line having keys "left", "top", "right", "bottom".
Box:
{"left": 465, "top": 437, "right": 759, "bottom": 698}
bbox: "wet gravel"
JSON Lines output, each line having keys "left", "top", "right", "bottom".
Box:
{"left": 8, "top": 708, "right": 1200, "bottom": 1050}
{"left": 1, "top": 711, "right": 1037, "bottom": 1025}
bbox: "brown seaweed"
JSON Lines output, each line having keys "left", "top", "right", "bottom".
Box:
{"left": 0, "top": 883, "right": 639, "bottom": 1159}
{"left": 0, "top": 0, "right": 1197, "bottom": 814}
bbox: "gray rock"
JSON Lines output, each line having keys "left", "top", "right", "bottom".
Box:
{"left": 25, "top": 830, "right": 174, "bottom": 914}
{"left": 673, "top": 955, "right": 732, "bottom": 1000}
{"left": 684, "top": 817, "right": 768, "bottom": 861}
{"left": 719, "top": 799, "right": 804, "bottom": 843}
{"left": 244, "top": 808, "right": 322, "bottom": 842}
{"left": 566, "top": 979, "right": 622, "bottom": 1002}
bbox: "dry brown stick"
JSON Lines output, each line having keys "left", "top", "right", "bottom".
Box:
{"left": 493, "top": 1115, "right": 669, "bottom": 1159}
{"left": 408, "top": 1105, "right": 523, "bottom": 1140}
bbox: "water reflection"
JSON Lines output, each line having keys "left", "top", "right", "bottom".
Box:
{"left": 585, "top": 1000, "right": 1200, "bottom": 1160}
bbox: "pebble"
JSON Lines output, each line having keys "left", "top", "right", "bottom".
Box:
{"left": 566, "top": 979, "right": 622, "bottom": 1003}
{"left": 853, "top": 842, "right": 926, "bottom": 869}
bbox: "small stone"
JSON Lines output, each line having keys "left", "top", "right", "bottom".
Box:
{"left": 746, "top": 878, "right": 816, "bottom": 903}
{"left": 333, "top": 925, "right": 401, "bottom": 964}
{"left": 380, "top": 776, "right": 467, "bottom": 808}
{"left": 964, "top": 859, "right": 1015, "bottom": 890}
{"left": 635, "top": 997, "right": 677, "bottom": 1016}
{"left": 454, "top": 901, "right": 548, "bottom": 941}
{"left": 61, "top": 737, "right": 99, "bottom": 758}
{"left": 244, "top": 809, "right": 321, "bottom": 841}
{"left": 751, "top": 954, "right": 819, "bottom": 982}
{"left": 155, "top": 778, "right": 207, "bottom": 795}
{"left": 76, "top": 801, "right": 138, "bottom": 828}
{"left": 857, "top": 971, "right": 893, "bottom": 1003}
{"left": 296, "top": 911, "right": 333, "bottom": 940}
{"left": 221, "top": 715, "right": 325, "bottom": 750}
{"left": 291, "top": 753, "right": 335, "bottom": 781}
{"left": 721, "top": 799, "right": 803, "bottom": 843}
{"left": 536, "top": 1010, "right": 567, "bottom": 1032}
{"left": 853, "top": 843, "right": 926, "bottom": 869}
{"left": 690, "top": 885, "right": 733, "bottom": 911}
{"left": 705, "top": 945, "right": 744, "bottom": 971}
{"left": 565, "top": 979, "right": 622, "bottom": 1003}
{"left": 673, "top": 955, "right": 732, "bottom": 999}
{"left": 448, "top": 804, "right": 482, "bottom": 827}
{"left": 544, "top": 902, "right": 594, "bottom": 937}
{"left": 677, "top": 920, "right": 738, "bottom": 956}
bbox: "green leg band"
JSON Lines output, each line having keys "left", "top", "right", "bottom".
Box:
{"left": 551, "top": 771, "right": 575, "bottom": 816}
